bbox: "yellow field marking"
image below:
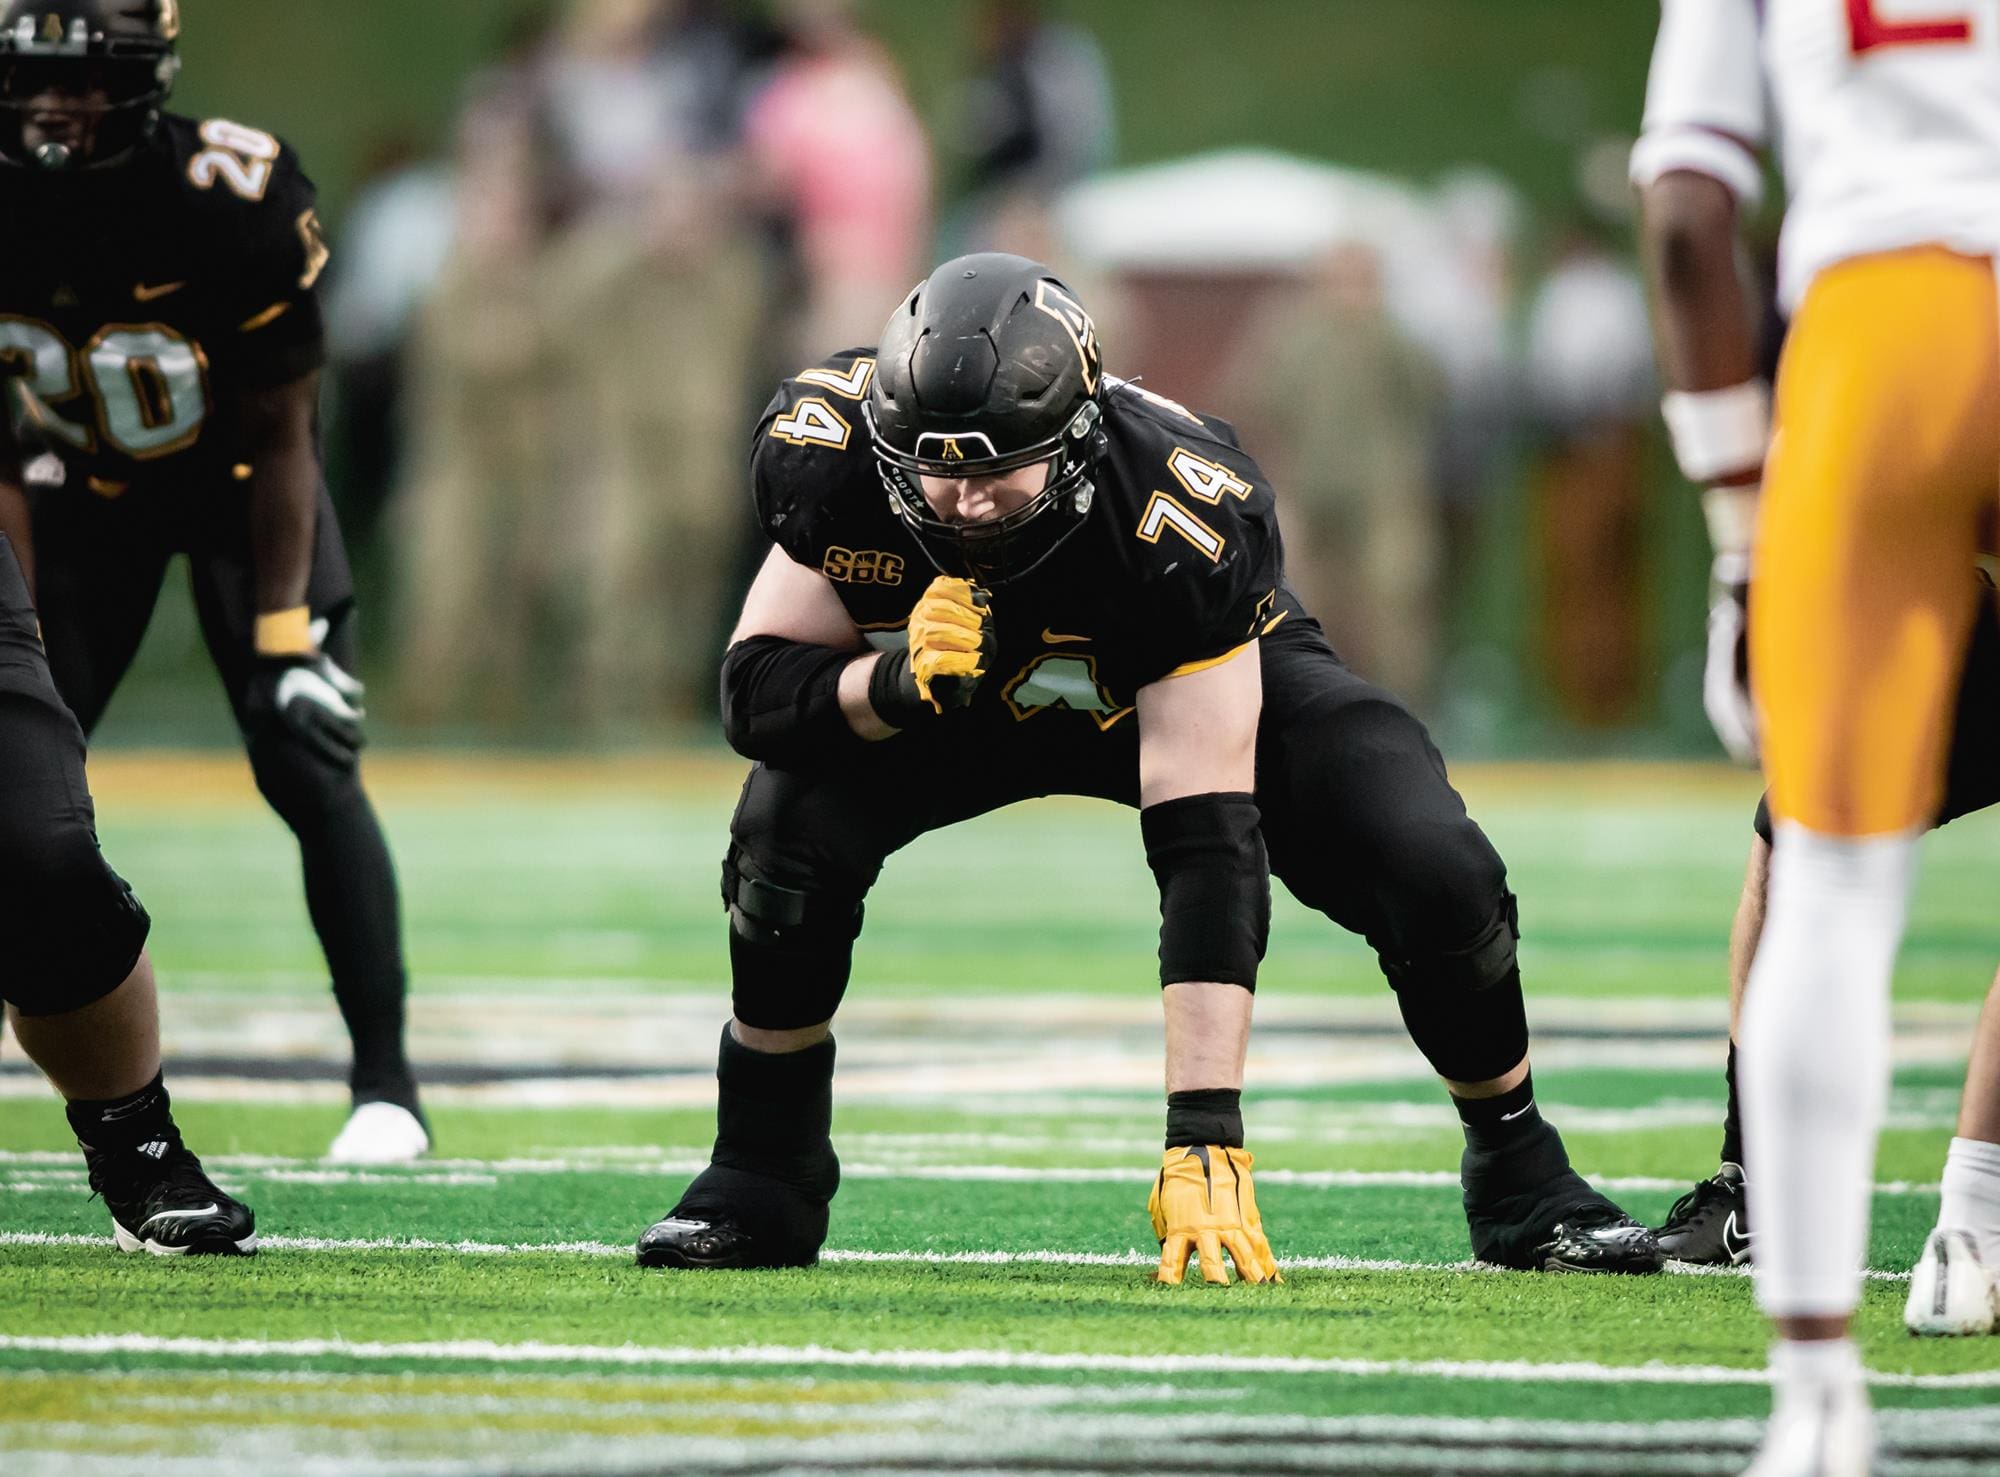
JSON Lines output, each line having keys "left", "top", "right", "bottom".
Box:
{"left": 83, "top": 751, "right": 1765, "bottom": 811}
{"left": 85, "top": 750, "right": 751, "bottom": 808}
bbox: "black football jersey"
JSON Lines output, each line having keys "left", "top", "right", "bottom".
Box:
{"left": 753, "top": 351, "right": 1286, "bottom": 730}
{"left": 0, "top": 113, "right": 328, "bottom": 496}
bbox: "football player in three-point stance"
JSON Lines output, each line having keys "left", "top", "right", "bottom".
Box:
{"left": 0, "top": 0, "right": 424, "bottom": 1162}
{"left": 635, "top": 252, "right": 1663, "bottom": 1282}
{"left": 1634, "top": 0, "right": 2000, "bottom": 1469}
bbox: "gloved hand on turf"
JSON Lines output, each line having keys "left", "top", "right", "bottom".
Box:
{"left": 868, "top": 576, "right": 996, "bottom": 726}
{"left": 245, "top": 652, "right": 366, "bottom": 767}
{"left": 1149, "top": 1144, "right": 1282, "bottom": 1285}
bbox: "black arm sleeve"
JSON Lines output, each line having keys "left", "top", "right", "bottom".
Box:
{"left": 719, "top": 635, "right": 867, "bottom": 766}
{"left": 1141, "top": 791, "right": 1271, "bottom": 991}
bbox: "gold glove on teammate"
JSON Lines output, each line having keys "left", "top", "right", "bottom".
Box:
{"left": 906, "top": 576, "right": 995, "bottom": 709}
{"left": 1149, "top": 1144, "right": 1282, "bottom": 1285}
{"left": 869, "top": 576, "right": 997, "bottom": 724}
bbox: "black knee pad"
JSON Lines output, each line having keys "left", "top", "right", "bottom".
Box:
{"left": 247, "top": 726, "right": 359, "bottom": 828}
{"left": 1, "top": 820, "right": 151, "bottom": 1017}
{"left": 1385, "top": 893, "right": 1530, "bottom": 1083}
{"left": 0, "top": 669, "right": 152, "bottom": 1016}
{"left": 723, "top": 849, "right": 864, "bottom": 1030}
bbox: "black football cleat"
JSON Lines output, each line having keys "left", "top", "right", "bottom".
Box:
{"left": 1462, "top": 1122, "right": 1664, "bottom": 1274}
{"left": 638, "top": 1161, "right": 833, "bottom": 1271}
{"left": 1656, "top": 1162, "right": 1751, "bottom": 1266}
{"left": 1529, "top": 1197, "right": 1666, "bottom": 1274}
{"left": 84, "top": 1132, "right": 258, "bottom": 1256}
{"left": 635, "top": 1214, "right": 817, "bottom": 1270}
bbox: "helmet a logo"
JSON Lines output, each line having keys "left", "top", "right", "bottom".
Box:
{"left": 41, "top": 12, "right": 63, "bottom": 43}
{"left": 941, "top": 438, "right": 964, "bottom": 462}
{"left": 1033, "top": 280, "right": 1101, "bottom": 395}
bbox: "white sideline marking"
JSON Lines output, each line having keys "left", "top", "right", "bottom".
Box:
{"left": 0, "top": 1230, "right": 1914, "bottom": 1281}
{"left": 0, "top": 1149, "right": 1946, "bottom": 1196}
{"left": 3, "top": 1331, "right": 1994, "bottom": 1387}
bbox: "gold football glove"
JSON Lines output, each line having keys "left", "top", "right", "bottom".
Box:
{"left": 906, "top": 576, "right": 995, "bottom": 711}
{"left": 1149, "top": 1144, "right": 1282, "bottom": 1285}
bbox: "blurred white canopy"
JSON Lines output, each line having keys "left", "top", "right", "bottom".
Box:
{"left": 1054, "top": 148, "right": 1524, "bottom": 388}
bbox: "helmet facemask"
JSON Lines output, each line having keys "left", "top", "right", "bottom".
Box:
{"left": 0, "top": 6, "right": 179, "bottom": 172}
{"left": 872, "top": 397, "right": 1102, "bottom": 586}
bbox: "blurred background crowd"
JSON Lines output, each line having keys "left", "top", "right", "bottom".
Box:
{"left": 108, "top": 0, "right": 1776, "bottom": 757}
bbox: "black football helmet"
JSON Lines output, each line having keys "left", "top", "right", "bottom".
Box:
{"left": 0, "top": 0, "right": 180, "bottom": 172}
{"left": 868, "top": 253, "right": 1107, "bottom": 585}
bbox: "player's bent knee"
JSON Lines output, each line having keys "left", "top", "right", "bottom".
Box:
{"left": 723, "top": 848, "right": 865, "bottom": 1030}
{"left": 246, "top": 727, "right": 359, "bottom": 825}
{"left": 0, "top": 835, "right": 151, "bottom": 1019}
{"left": 1383, "top": 893, "right": 1530, "bottom": 1083}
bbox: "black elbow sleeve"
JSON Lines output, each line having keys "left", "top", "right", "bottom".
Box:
{"left": 719, "top": 635, "right": 862, "bottom": 766}
{"left": 1142, "top": 791, "right": 1270, "bottom": 990}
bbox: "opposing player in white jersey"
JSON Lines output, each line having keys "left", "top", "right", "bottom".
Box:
{"left": 1634, "top": 2, "right": 2000, "bottom": 1473}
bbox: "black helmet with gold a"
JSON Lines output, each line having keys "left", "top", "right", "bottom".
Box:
{"left": 0, "top": 0, "right": 180, "bottom": 171}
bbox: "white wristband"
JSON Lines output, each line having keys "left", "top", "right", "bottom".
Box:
{"left": 1662, "top": 382, "right": 1770, "bottom": 484}
{"left": 1702, "top": 484, "right": 1759, "bottom": 561}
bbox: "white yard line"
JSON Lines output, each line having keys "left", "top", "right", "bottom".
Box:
{"left": 2, "top": 1332, "right": 1990, "bottom": 1387}
{"left": 0, "top": 1230, "right": 1913, "bottom": 1281}
{"left": 0, "top": 1148, "right": 1946, "bottom": 1196}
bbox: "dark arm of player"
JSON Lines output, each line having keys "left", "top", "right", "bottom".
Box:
{"left": 1638, "top": 168, "right": 1768, "bottom": 762}
{"left": 237, "top": 370, "right": 322, "bottom": 654}
{"left": 721, "top": 544, "right": 889, "bottom": 762}
{"left": 1639, "top": 171, "right": 1760, "bottom": 420}
{"left": 0, "top": 376, "right": 31, "bottom": 598}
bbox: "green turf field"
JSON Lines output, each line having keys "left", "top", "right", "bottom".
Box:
{"left": 4, "top": 756, "right": 1999, "bottom": 1474}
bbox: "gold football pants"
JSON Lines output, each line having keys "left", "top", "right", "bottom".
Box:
{"left": 1754, "top": 247, "right": 2000, "bottom": 836}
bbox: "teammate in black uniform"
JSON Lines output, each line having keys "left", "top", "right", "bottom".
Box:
{"left": 0, "top": 0, "right": 424, "bottom": 1161}
{"left": 3, "top": 393, "right": 253, "bottom": 1250}
{"left": 635, "top": 254, "right": 1663, "bottom": 1279}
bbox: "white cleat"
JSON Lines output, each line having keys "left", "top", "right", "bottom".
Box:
{"left": 325, "top": 1102, "right": 430, "bottom": 1165}
{"left": 1743, "top": 1376, "right": 1874, "bottom": 1477}
{"left": 1903, "top": 1228, "right": 1999, "bottom": 1337}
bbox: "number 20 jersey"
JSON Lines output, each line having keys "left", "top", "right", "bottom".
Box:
{"left": 0, "top": 112, "right": 327, "bottom": 497}
{"left": 1635, "top": 0, "right": 2000, "bottom": 310}
{"left": 753, "top": 351, "right": 1288, "bottom": 730}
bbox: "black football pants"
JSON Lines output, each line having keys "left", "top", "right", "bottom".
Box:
{"left": 0, "top": 532, "right": 151, "bottom": 1016}
{"left": 726, "top": 611, "right": 1518, "bottom": 1061}
{"left": 32, "top": 482, "right": 412, "bottom": 1100}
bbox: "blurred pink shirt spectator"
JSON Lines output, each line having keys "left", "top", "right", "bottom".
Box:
{"left": 746, "top": 22, "right": 931, "bottom": 357}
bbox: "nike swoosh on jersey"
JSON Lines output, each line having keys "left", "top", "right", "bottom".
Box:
{"left": 1040, "top": 628, "right": 1090, "bottom": 645}
{"left": 139, "top": 1204, "right": 220, "bottom": 1228}
{"left": 133, "top": 280, "right": 189, "bottom": 302}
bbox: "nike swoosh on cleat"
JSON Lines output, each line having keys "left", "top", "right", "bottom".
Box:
{"left": 1721, "top": 1211, "right": 1753, "bottom": 1263}
{"left": 139, "top": 1204, "right": 219, "bottom": 1230}
{"left": 133, "top": 280, "right": 188, "bottom": 302}
{"left": 1040, "top": 629, "right": 1090, "bottom": 645}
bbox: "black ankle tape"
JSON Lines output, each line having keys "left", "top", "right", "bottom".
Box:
{"left": 717, "top": 1025, "right": 836, "bottom": 1101}
{"left": 1451, "top": 1073, "right": 1540, "bottom": 1155}
{"left": 65, "top": 1070, "right": 173, "bottom": 1148}
{"left": 714, "top": 1025, "right": 838, "bottom": 1194}
{"left": 1721, "top": 1041, "right": 1744, "bottom": 1170}
{"left": 1165, "top": 1088, "right": 1244, "bottom": 1148}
